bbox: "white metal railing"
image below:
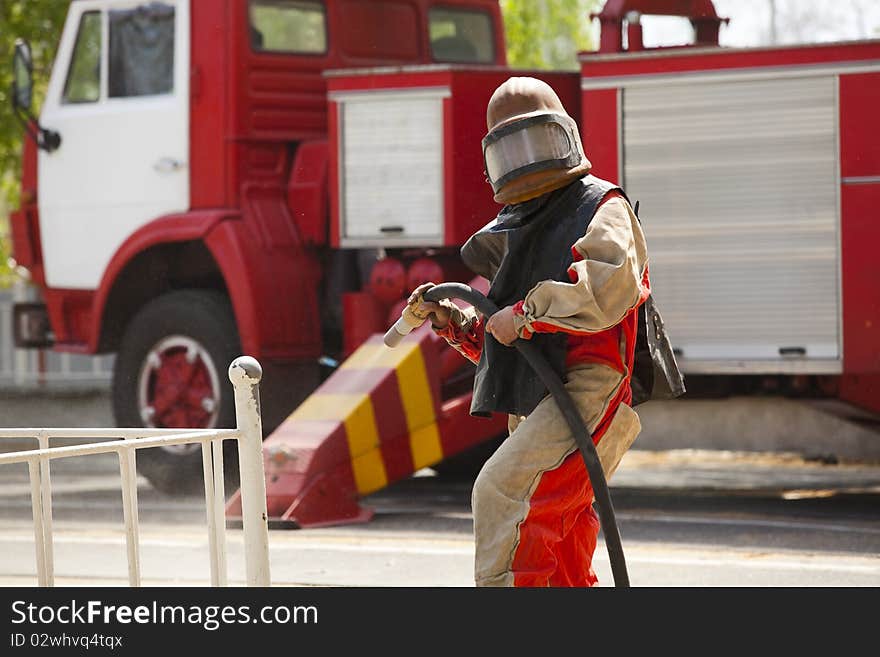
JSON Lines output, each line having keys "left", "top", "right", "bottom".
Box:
{"left": 0, "top": 356, "right": 270, "bottom": 587}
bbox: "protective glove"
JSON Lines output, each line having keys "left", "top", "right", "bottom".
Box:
{"left": 384, "top": 282, "right": 457, "bottom": 347}
{"left": 405, "top": 282, "right": 452, "bottom": 330}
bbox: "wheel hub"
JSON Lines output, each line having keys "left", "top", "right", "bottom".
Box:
{"left": 137, "top": 335, "right": 221, "bottom": 454}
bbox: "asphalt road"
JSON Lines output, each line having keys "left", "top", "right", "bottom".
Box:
{"left": 0, "top": 449, "right": 877, "bottom": 587}
{"left": 0, "top": 390, "right": 877, "bottom": 587}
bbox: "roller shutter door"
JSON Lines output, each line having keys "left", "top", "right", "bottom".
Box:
{"left": 336, "top": 88, "right": 448, "bottom": 247}
{"left": 622, "top": 75, "right": 840, "bottom": 371}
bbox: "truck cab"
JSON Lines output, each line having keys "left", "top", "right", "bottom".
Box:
{"left": 9, "top": 0, "right": 508, "bottom": 493}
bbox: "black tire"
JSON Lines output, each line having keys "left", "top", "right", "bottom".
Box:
{"left": 112, "top": 290, "right": 241, "bottom": 495}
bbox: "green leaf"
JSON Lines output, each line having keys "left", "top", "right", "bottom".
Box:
{"left": 0, "top": 1, "right": 70, "bottom": 285}
{"left": 500, "top": 0, "right": 600, "bottom": 70}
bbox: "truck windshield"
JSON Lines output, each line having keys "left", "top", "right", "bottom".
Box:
{"left": 429, "top": 7, "right": 494, "bottom": 64}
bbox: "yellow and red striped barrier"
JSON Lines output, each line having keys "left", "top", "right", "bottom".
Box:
{"left": 226, "top": 329, "right": 506, "bottom": 528}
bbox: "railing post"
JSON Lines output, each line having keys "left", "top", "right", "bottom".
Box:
{"left": 36, "top": 431, "right": 54, "bottom": 586}
{"left": 228, "top": 356, "right": 270, "bottom": 586}
{"left": 27, "top": 459, "right": 48, "bottom": 586}
{"left": 118, "top": 446, "right": 142, "bottom": 587}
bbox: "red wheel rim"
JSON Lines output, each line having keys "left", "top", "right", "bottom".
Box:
{"left": 137, "top": 336, "right": 221, "bottom": 453}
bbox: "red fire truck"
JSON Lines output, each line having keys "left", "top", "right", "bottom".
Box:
{"left": 9, "top": 0, "right": 879, "bottom": 524}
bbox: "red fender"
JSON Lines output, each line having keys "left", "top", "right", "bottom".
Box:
{"left": 89, "top": 210, "right": 322, "bottom": 360}
{"left": 89, "top": 210, "right": 234, "bottom": 352}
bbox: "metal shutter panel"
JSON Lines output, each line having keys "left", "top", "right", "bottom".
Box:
{"left": 338, "top": 89, "right": 447, "bottom": 247}
{"left": 623, "top": 75, "right": 840, "bottom": 371}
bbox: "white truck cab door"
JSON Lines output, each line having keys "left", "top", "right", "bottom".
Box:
{"left": 38, "top": 0, "right": 190, "bottom": 290}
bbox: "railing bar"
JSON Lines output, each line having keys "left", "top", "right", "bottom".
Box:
{"left": 0, "top": 428, "right": 239, "bottom": 439}
{"left": 0, "top": 431, "right": 241, "bottom": 465}
{"left": 27, "top": 460, "right": 48, "bottom": 587}
{"left": 118, "top": 447, "right": 141, "bottom": 587}
{"left": 202, "top": 442, "right": 220, "bottom": 587}
{"left": 212, "top": 439, "right": 228, "bottom": 587}
{"left": 37, "top": 432, "right": 54, "bottom": 587}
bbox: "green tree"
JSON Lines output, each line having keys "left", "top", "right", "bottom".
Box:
{"left": 1, "top": 1, "right": 70, "bottom": 203}
{"left": 500, "top": 0, "right": 600, "bottom": 70}
{"left": 0, "top": 1, "right": 69, "bottom": 285}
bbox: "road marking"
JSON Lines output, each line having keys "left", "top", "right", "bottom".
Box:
{"left": 617, "top": 512, "right": 880, "bottom": 535}
{"left": 1, "top": 533, "right": 877, "bottom": 575}
{"left": 0, "top": 498, "right": 205, "bottom": 511}
{"left": 598, "top": 552, "right": 880, "bottom": 574}
{"left": 0, "top": 533, "right": 475, "bottom": 555}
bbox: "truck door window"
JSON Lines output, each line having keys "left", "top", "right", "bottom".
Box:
{"left": 108, "top": 3, "right": 175, "bottom": 98}
{"left": 62, "top": 11, "right": 102, "bottom": 104}
{"left": 249, "top": 0, "right": 327, "bottom": 54}
{"left": 429, "top": 7, "right": 494, "bottom": 63}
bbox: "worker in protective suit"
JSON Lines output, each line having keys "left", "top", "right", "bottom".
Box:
{"left": 404, "top": 76, "right": 650, "bottom": 587}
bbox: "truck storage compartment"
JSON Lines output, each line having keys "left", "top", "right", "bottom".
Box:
{"left": 622, "top": 75, "right": 841, "bottom": 373}
{"left": 326, "top": 66, "right": 581, "bottom": 249}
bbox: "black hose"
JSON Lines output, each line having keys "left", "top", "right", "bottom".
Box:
{"left": 424, "top": 282, "right": 630, "bottom": 588}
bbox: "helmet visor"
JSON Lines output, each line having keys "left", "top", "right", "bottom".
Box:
{"left": 483, "top": 114, "right": 580, "bottom": 193}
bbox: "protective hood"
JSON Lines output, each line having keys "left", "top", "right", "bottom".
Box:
{"left": 483, "top": 77, "right": 591, "bottom": 205}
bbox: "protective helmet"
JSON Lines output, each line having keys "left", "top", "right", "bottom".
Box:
{"left": 483, "top": 77, "right": 591, "bottom": 205}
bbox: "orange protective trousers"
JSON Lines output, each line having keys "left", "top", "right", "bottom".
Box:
{"left": 471, "top": 364, "right": 640, "bottom": 587}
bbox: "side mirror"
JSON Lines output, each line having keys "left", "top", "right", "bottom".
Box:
{"left": 12, "top": 39, "right": 34, "bottom": 111}
{"left": 10, "top": 38, "right": 61, "bottom": 153}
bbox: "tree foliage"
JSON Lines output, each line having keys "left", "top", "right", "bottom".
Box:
{"left": 0, "top": 2, "right": 69, "bottom": 285}
{"left": 500, "top": 0, "right": 600, "bottom": 70}
{"left": 0, "top": 1, "right": 70, "bottom": 207}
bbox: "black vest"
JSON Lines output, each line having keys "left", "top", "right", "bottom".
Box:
{"left": 461, "top": 175, "right": 621, "bottom": 417}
